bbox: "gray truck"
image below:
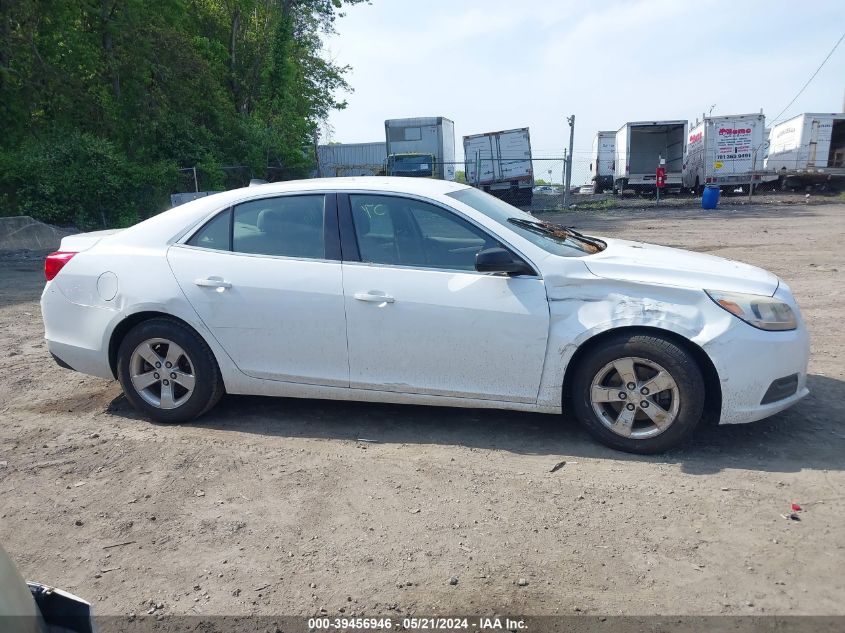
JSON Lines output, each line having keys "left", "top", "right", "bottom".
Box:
{"left": 463, "top": 127, "right": 534, "bottom": 206}
{"left": 316, "top": 142, "right": 387, "bottom": 178}
{"left": 384, "top": 117, "right": 456, "bottom": 180}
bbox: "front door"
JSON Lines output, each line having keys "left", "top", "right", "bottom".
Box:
{"left": 341, "top": 193, "right": 549, "bottom": 403}
{"left": 167, "top": 193, "right": 348, "bottom": 386}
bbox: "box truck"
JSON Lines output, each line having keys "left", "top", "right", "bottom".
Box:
{"left": 589, "top": 131, "right": 616, "bottom": 193}
{"left": 765, "top": 112, "right": 845, "bottom": 190}
{"left": 317, "top": 142, "right": 387, "bottom": 177}
{"left": 682, "top": 113, "right": 774, "bottom": 193}
{"left": 615, "top": 120, "right": 687, "bottom": 193}
{"left": 463, "top": 127, "right": 534, "bottom": 205}
{"left": 384, "top": 117, "right": 456, "bottom": 180}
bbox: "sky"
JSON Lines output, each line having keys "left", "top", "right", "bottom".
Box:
{"left": 323, "top": 0, "right": 845, "bottom": 183}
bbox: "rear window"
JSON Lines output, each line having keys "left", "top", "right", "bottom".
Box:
{"left": 187, "top": 208, "right": 231, "bottom": 251}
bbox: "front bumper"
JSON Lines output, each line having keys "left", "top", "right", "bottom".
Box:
{"left": 704, "top": 305, "right": 810, "bottom": 425}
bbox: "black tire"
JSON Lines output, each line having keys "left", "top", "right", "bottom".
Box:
{"left": 570, "top": 332, "right": 705, "bottom": 454}
{"left": 117, "top": 317, "right": 224, "bottom": 423}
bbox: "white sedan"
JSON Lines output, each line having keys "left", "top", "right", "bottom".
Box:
{"left": 40, "top": 178, "right": 809, "bottom": 453}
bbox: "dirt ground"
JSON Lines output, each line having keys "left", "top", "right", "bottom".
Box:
{"left": 1, "top": 201, "right": 844, "bottom": 619}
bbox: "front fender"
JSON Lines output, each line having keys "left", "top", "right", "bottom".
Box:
{"left": 535, "top": 275, "right": 732, "bottom": 410}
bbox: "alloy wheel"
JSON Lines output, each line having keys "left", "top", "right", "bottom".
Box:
{"left": 129, "top": 338, "right": 196, "bottom": 410}
{"left": 589, "top": 356, "right": 680, "bottom": 439}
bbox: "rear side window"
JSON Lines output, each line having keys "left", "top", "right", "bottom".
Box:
{"left": 233, "top": 195, "right": 326, "bottom": 259}
{"left": 187, "top": 208, "right": 231, "bottom": 251}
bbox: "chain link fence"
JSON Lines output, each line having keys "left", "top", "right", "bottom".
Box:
{"left": 174, "top": 149, "right": 842, "bottom": 209}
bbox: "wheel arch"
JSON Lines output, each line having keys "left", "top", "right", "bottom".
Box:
{"left": 561, "top": 325, "right": 722, "bottom": 425}
{"left": 108, "top": 311, "right": 207, "bottom": 379}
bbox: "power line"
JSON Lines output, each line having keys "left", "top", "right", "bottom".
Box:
{"left": 770, "top": 29, "right": 845, "bottom": 124}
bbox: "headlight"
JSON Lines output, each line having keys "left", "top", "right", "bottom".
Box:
{"left": 706, "top": 290, "right": 797, "bottom": 331}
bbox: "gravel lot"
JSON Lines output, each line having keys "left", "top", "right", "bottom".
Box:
{"left": 1, "top": 201, "right": 843, "bottom": 618}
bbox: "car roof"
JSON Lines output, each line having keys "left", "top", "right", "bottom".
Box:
{"left": 245, "top": 176, "right": 469, "bottom": 196}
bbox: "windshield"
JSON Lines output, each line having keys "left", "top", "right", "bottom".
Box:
{"left": 446, "top": 187, "right": 605, "bottom": 256}
{"left": 388, "top": 155, "right": 434, "bottom": 177}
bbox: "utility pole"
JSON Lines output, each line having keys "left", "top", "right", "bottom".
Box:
{"left": 563, "top": 115, "right": 575, "bottom": 208}
{"left": 562, "top": 149, "right": 567, "bottom": 193}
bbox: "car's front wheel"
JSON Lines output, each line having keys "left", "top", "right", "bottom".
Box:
{"left": 571, "top": 332, "right": 705, "bottom": 454}
{"left": 117, "top": 318, "right": 224, "bottom": 423}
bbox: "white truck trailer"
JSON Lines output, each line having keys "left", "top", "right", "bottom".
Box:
{"left": 384, "top": 117, "right": 456, "bottom": 180}
{"left": 615, "top": 120, "right": 687, "bottom": 193}
{"left": 463, "top": 127, "right": 534, "bottom": 205}
{"left": 316, "top": 142, "right": 387, "bottom": 177}
{"left": 765, "top": 112, "right": 845, "bottom": 190}
{"left": 682, "top": 113, "right": 773, "bottom": 193}
{"left": 589, "top": 131, "right": 615, "bottom": 193}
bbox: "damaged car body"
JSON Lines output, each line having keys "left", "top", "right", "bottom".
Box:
{"left": 40, "top": 178, "right": 809, "bottom": 453}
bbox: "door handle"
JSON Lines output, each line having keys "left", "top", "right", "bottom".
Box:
{"left": 353, "top": 291, "right": 395, "bottom": 304}
{"left": 195, "top": 277, "right": 232, "bottom": 289}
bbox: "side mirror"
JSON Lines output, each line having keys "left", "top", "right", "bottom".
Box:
{"left": 475, "top": 247, "right": 534, "bottom": 276}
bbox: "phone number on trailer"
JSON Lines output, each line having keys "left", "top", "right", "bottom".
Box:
{"left": 308, "top": 617, "right": 509, "bottom": 630}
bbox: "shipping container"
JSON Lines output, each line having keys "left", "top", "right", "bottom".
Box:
{"left": 765, "top": 112, "right": 845, "bottom": 189}
{"left": 316, "top": 142, "right": 387, "bottom": 177}
{"left": 463, "top": 127, "right": 533, "bottom": 205}
{"left": 682, "top": 113, "right": 773, "bottom": 192}
{"left": 384, "top": 117, "right": 456, "bottom": 180}
{"left": 615, "top": 121, "right": 687, "bottom": 193}
{"left": 589, "top": 131, "right": 615, "bottom": 193}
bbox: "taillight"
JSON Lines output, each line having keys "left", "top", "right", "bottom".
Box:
{"left": 44, "top": 251, "right": 77, "bottom": 281}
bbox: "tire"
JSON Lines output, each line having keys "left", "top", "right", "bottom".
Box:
{"left": 570, "top": 332, "right": 705, "bottom": 454}
{"left": 117, "top": 317, "right": 224, "bottom": 423}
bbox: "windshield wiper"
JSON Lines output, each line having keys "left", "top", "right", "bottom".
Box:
{"left": 507, "top": 218, "right": 603, "bottom": 252}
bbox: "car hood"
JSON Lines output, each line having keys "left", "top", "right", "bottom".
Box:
{"left": 583, "top": 237, "right": 779, "bottom": 296}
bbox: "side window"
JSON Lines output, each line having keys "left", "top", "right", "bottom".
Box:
{"left": 349, "top": 195, "right": 498, "bottom": 271}
{"left": 233, "top": 195, "right": 326, "bottom": 259}
{"left": 187, "top": 208, "right": 231, "bottom": 251}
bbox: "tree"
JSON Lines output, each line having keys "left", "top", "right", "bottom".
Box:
{"left": 454, "top": 170, "right": 466, "bottom": 183}
{"left": 0, "top": 0, "right": 365, "bottom": 227}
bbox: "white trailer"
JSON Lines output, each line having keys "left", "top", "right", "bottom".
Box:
{"left": 589, "top": 131, "right": 615, "bottom": 193}
{"left": 463, "top": 127, "right": 534, "bottom": 205}
{"left": 384, "top": 117, "right": 456, "bottom": 180}
{"left": 682, "top": 113, "right": 773, "bottom": 192}
{"left": 615, "top": 120, "right": 687, "bottom": 193}
{"left": 316, "top": 142, "right": 387, "bottom": 177}
{"left": 765, "top": 112, "right": 845, "bottom": 190}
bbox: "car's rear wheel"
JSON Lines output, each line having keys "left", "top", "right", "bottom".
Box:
{"left": 117, "top": 318, "right": 223, "bottom": 423}
{"left": 571, "top": 332, "right": 705, "bottom": 454}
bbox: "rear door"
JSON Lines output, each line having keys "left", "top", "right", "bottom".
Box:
{"left": 497, "top": 129, "right": 533, "bottom": 181}
{"left": 464, "top": 135, "right": 496, "bottom": 185}
{"left": 340, "top": 193, "right": 549, "bottom": 403}
{"left": 167, "top": 193, "right": 349, "bottom": 386}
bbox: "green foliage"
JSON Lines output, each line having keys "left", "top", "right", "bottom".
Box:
{"left": 454, "top": 170, "right": 466, "bottom": 183}
{"left": 0, "top": 131, "right": 178, "bottom": 229}
{"left": 0, "top": 0, "right": 364, "bottom": 227}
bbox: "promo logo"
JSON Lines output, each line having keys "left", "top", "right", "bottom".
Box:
{"left": 719, "top": 128, "right": 751, "bottom": 135}
{"left": 689, "top": 132, "right": 703, "bottom": 143}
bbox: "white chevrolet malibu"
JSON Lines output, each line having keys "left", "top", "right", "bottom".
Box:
{"left": 40, "top": 178, "right": 809, "bottom": 453}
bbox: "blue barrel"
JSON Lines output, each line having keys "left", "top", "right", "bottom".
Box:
{"left": 701, "top": 185, "right": 720, "bottom": 210}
